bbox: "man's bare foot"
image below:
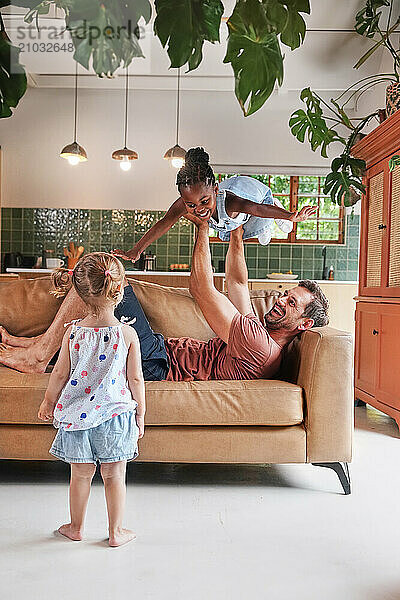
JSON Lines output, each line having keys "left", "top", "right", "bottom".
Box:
{"left": 0, "top": 343, "right": 48, "bottom": 373}
{"left": 0, "top": 325, "right": 41, "bottom": 348}
{"left": 57, "top": 523, "right": 83, "bottom": 541}
{"left": 109, "top": 528, "right": 136, "bottom": 547}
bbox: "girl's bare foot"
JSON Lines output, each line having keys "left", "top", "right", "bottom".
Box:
{"left": 0, "top": 343, "right": 49, "bottom": 373}
{"left": 57, "top": 523, "right": 83, "bottom": 541}
{"left": 109, "top": 528, "right": 136, "bottom": 547}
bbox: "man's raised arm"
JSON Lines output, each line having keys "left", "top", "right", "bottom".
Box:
{"left": 225, "top": 227, "right": 253, "bottom": 316}
{"left": 189, "top": 222, "right": 239, "bottom": 343}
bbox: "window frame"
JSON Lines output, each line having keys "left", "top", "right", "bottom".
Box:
{"left": 210, "top": 173, "right": 345, "bottom": 245}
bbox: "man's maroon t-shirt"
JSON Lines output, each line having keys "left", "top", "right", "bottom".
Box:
{"left": 164, "top": 313, "right": 283, "bottom": 382}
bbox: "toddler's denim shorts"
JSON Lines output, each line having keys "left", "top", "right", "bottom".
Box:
{"left": 50, "top": 411, "right": 139, "bottom": 464}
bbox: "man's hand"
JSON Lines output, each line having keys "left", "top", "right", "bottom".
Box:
{"left": 112, "top": 246, "right": 141, "bottom": 263}
{"left": 38, "top": 398, "right": 56, "bottom": 421}
{"left": 289, "top": 206, "right": 317, "bottom": 222}
{"left": 185, "top": 213, "right": 210, "bottom": 229}
{"left": 136, "top": 414, "right": 145, "bottom": 439}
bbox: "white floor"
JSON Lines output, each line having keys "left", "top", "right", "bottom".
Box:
{"left": 1, "top": 406, "right": 400, "bottom": 600}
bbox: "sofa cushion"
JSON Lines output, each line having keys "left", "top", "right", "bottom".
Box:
{"left": 0, "top": 366, "right": 303, "bottom": 426}
{"left": 0, "top": 276, "right": 62, "bottom": 337}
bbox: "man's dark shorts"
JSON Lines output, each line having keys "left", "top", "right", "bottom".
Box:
{"left": 114, "top": 284, "right": 169, "bottom": 381}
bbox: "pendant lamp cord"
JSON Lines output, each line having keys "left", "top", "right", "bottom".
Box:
{"left": 176, "top": 67, "right": 180, "bottom": 145}
{"left": 124, "top": 66, "right": 129, "bottom": 149}
{"left": 73, "top": 61, "right": 78, "bottom": 143}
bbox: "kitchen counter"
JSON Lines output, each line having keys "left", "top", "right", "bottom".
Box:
{"left": 7, "top": 269, "right": 355, "bottom": 283}
{"left": 6, "top": 268, "right": 224, "bottom": 277}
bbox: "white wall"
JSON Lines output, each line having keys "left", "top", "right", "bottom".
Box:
{"left": 0, "top": 87, "right": 337, "bottom": 210}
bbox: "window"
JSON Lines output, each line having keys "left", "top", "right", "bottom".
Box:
{"left": 210, "top": 173, "right": 345, "bottom": 244}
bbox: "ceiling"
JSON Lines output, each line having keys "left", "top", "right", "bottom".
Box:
{"left": 2, "top": 0, "right": 387, "bottom": 96}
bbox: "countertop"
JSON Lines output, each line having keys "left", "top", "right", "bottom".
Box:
{"left": 6, "top": 268, "right": 357, "bottom": 283}
{"left": 6, "top": 268, "right": 224, "bottom": 277}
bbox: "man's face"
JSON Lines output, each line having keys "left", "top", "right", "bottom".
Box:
{"left": 264, "top": 286, "right": 315, "bottom": 332}
{"left": 181, "top": 183, "right": 218, "bottom": 221}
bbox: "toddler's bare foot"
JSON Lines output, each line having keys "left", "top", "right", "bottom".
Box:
{"left": 0, "top": 325, "right": 42, "bottom": 348}
{"left": 109, "top": 528, "right": 136, "bottom": 547}
{"left": 57, "top": 523, "right": 83, "bottom": 541}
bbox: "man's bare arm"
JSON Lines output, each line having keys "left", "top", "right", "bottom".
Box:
{"left": 189, "top": 224, "right": 238, "bottom": 344}
{"left": 225, "top": 227, "right": 253, "bottom": 316}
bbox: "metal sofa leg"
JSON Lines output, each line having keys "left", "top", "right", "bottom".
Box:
{"left": 312, "top": 462, "right": 351, "bottom": 495}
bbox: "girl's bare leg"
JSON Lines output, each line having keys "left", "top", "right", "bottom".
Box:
{"left": 58, "top": 462, "right": 97, "bottom": 541}
{"left": 0, "top": 286, "right": 87, "bottom": 373}
{"left": 100, "top": 461, "right": 135, "bottom": 547}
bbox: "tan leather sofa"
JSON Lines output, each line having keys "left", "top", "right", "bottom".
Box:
{"left": 0, "top": 277, "right": 353, "bottom": 493}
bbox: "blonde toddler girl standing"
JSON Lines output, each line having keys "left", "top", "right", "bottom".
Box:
{"left": 38, "top": 252, "right": 145, "bottom": 547}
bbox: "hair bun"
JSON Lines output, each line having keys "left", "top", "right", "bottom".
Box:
{"left": 184, "top": 147, "right": 209, "bottom": 168}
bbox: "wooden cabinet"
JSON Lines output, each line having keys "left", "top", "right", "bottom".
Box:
{"left": 352, "top": 109, "right": 400, "bottom": 429}
{"left": 354, "top": 302, "right": 378, "bottom": 397}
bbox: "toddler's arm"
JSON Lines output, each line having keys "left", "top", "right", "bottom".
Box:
{"left": 124, "top": 326, "right": 146, "bottom": 438}
{"left": 38, "top": 327, "right": 71, "bottom": 421}
{"left": 113, "top": 198, "right": 187, "bottom": 263}
{"left": 227, "top": 194, "right": 317, "bottom": 222}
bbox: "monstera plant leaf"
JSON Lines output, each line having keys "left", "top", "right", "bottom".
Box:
{"left": 261, "top": 0, "right": 310, "bottom": 50}
{"left": 224, "top": 0, "right": 283, "bottom": 116}
{"left": 278, "top": 0, "right": 310, "bottom": 50}
{"left": 289, "top": 89, "right": 345, "bottom": 157}
{"left": 324, "top": 155, "right": 366, "bottom": 206}
{"left": 354, "top": 0, "right": 389, "bottom": 38}
{"left": 0, "top": 32, "right": 27, "bottom": 118}
{"left": 154, "top": 0, "right": 223, "bottom": 71}
{"left": 66, "top": 0, "right": 151, "bottom": 75}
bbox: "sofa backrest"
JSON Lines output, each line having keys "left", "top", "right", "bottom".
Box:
{"left": 0, "top": 276, "right": 62, "bottom": 337}
{"left": 0, "top": 276, "right": 281, "bottom": 339}
{"left": 129, "top": 279, "right": 281, "bottom": 340}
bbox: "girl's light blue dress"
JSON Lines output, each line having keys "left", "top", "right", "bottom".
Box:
{"left": 209, "top": 175, "right": 286, "bottom": 244}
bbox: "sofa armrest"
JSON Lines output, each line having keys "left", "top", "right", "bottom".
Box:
{"left": 296, "top": 326, "right": 353, "bottom": 463}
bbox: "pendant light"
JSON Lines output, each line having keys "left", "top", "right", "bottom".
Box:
{"left": 112, "top": 66, "right": 138, "bottom": 171}
{"left": 164, "top": 67, "right": 186, "bottom": 168}
{"left": 60, "top": 62, "right": 87, "bottom": 166}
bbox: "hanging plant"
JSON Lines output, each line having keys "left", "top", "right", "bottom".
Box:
{"left": 0, "top": 0, "right": 310, "bottom": 118}
{"left": 289, "top": 0, "right": 400, "bottom": 205}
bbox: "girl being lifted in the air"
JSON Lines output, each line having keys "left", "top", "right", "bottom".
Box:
{"left": 113, "top": 147, "right": 316, "bottom": 263}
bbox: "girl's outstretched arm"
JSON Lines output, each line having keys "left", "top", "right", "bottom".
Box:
{"left": 227, "top": 194, "right": 317, "bottom": 222}
{"left": 113, "top": 198, "right": 187, "bottom": 263}
{"left": 38, "top": 327, "right": 71, "bottom": 420}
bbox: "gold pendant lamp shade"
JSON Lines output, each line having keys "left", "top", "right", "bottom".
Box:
{"left": 112, "top": 66, "right": 138, "bottom": 171}
{"left": 60, "top": 62, "right": 88, "bottom": 165}
{"left": 164, "top": 68, "right": 186, "bottom": 168}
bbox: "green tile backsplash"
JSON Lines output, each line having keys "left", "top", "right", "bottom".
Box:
{"left": 1, "top": 208, "right": 360, "bottom": 281}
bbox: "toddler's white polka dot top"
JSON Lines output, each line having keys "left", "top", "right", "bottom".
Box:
{"left": 53, "top": 323, "right": 136, "bottom": 431}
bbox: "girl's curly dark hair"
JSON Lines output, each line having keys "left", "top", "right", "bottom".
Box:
{"left": 176, "top": 147, "right": 215, "bottom": 190}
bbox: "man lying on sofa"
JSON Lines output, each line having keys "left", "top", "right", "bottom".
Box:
{"left": 0, "top": 223, "right": 329, "bottom": 378}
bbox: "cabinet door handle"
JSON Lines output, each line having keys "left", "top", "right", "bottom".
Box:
{"left": 378, "top": 224, "right": 387, "bottom": 230}
{"left": 372, "top": 329, "right": 379, "bottom": 335}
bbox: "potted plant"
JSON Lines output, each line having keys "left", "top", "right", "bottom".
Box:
{"left": 289, "top": 0, "right": 400, "bottom": 206}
